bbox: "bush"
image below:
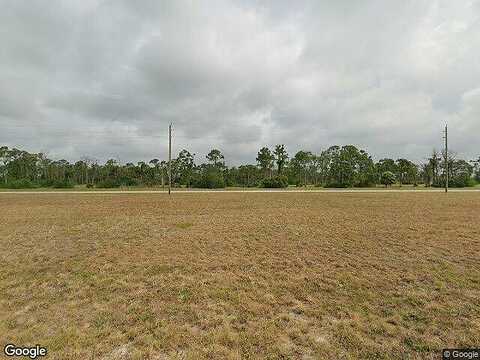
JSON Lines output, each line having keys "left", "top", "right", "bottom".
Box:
{"left": 380, "top": 171, "right": 396, "bottom": 187}
{"left": 193, "top": 171, "right": 225, "bottom": 189}
{"left": 467, "top": 178, "right": 478, "bottom": 187}
{"left": 260, "top": 176, "right": 288, "bottom": 188}
{"left": 225, "top": 178, "right": 235, "bottom": 187}
{"left": 52, "top": 180, "right": 74, "bottom": 188}
{"left": 356, "top": 181, "right": 375, "bottom": 188}
{"left": 95, "top": 179, "right": 120, "bottom": 188}
{"left": 433, "top": 177, "right": 477, "bottom": 188}
{"left": 324, "top": 182, "right": 349, "bottom": 188}
{"left": 38, "top": 179, "right": 55, "bottom": 187}
{"left": 0, "top": 179, "right": 38, "bottom": 189}
{"left": 454, "top": 177, "right": 477, "bottom": 188}
{"left": 118, "top": 177, "right": 138, "bottom": 187}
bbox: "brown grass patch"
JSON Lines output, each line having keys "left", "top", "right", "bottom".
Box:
{"left": 1, "top": 193, "right": 479, "bottom": 359}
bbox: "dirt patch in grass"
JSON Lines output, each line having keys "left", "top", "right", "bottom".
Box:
{"left": 175, "top": 222, "right": 193, "bottom": 230}
{"left": 1, "top": 193, "right": 479, "bottom": 359}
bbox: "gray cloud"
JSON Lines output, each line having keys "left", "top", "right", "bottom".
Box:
{"left": 1, "top": 0, "right": 479, "bottom": 165}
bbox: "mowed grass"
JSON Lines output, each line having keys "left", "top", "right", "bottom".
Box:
{"left": 0, "top": 193, "right": 479, "bottom": 359}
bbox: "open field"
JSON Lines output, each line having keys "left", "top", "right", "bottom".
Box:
{"left": 1, "top": 193, "right": 479, "bottom": 359}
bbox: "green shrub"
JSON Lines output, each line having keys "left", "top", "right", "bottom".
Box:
{"left": 449, "top": 177, "right": 477, "bottom": 187}
{"left": 464, "top": 178, "right": 477, "bottom": 188}
{"left": 295, "top": 180, "right": 305, "bottom": 187}
{"left": 381, "top": 171, "right": 396, "bottom": 187}
{"left": 1, "top": 179, "right": 38, "bottom": 189}
{"left": 193, "top": 171, "right": 225, "bottom": 189}
{"left": 95, "top": 179, "right": 120, "bottom": 188}
{"left": 324, "top": 182, "right": 349, "bottom": 188}
{"left": 356, "top": 181, "right": 375, "bottom": 187}
{"left": 38, "top": 179, "right": 55, "bottom": 187}
{"left": 225, "top": 178, "right": 235, "bottom": 187}
{"left": 118, "top": 177, "right": 138, "bottom": 187}
{"left": 260, "top": 176, "right": 288, "bottom": 188}
{"left": 433, "top": 177, "right": 477, "bottom": 188}
{"left": 52, "top": 180, "right": 74, "bottom": 188}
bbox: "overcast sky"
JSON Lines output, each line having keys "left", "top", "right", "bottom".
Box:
{"left": 1, "top": 0, "right": 479, "bottom": 165}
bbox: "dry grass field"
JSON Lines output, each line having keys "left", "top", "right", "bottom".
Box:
{"left": 1, "top": 193, "right": 479, "bottom": 359}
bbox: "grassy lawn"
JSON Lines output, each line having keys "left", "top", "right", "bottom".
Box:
{"left": 1, "top": 193, "right": 479, "bottom": 359}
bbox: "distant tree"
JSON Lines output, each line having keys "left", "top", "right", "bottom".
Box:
{"left": 420, "top": 163, "right": 433, "bottom": 187}
{"left": 54, "top": 159, "right": 70, "bottom": 181}
{"left": 73, "top": 160, "right": 87, "bottom": 184}
{"left": 121, "top": 162, "right": 136, "bottom": 185}
{"left": 448, "top": 159, "right": 474, "bottom": 187}
{"left": 80, "top": 156, "right": 96, "bottom": 185}
{"left": 136, "top": 161, "right": 149, "bottom": 184}
{"left": 256, "top": 147, "right": 274, "bottom": 178}
{"left": 160, "top": 160, "right": 168, "bottom": 188}
{"left": 38, "top": 152, "right": 52, "bottom": 183}
{"left": 149, "top": 158, "right": 159, "bottom": 172}
{"left": 376, "top": 158, "right": 397, "bottom": 183}
{"left": 308, "top": 155, "right": 323, "bottom": 186}
{"left": 326, "top": 145, "right": 375, "bottom": 187}
{"left": 0, "top": 146, "right": 8, "bottom": 184}
{"left": 2, "top": 148, "right": 39, "bottom": 181}
{"left": 322, "top": 146, "right": 340, "bottom": 185}
{"left": 472, "top": 157, "right": 480, "bottom": 182}
{"left": 0, "top": 143, "right": 474, "bottom": 190}
{"left": 177, "top": 149, "right": 195, "bottom": 186}
{"left": 396, "top": 158, "right": 418, "bottom": 186}
{"left": 149, "top": 158, "right": 159, "bottom": 167}
{"left": 428, "top": 150, "right": 442, "bottom": 186}
{"left": 148, "top": 159, "right": 160, "bottom": 185}
{"left": 206, "top": 149, "right": 225, "bottom": 168}
{"left": 273, "top": 145, "right": 289, "bottom": 175}
{"left": 315, "top": 150, "right": 331, "bottom": 186}
{"left": 381, "top": 171, "right": 396, "bottom": 187}
{"left": 356, "top": 149, "right": 376, "bottom": 187}
{"left": 193, "top": 163, "right": 225, "bottom": 189}
{"left": 169, "top": 158, "right": 180, "bottom": 186}
{"left": 223, "top": 167, "right": 238, "bottom": 187}
{"left": 260, "top": 175, "right": 288, "bottom": 188}
{"left": 238, "top": 164, "right": 259, "bottom": 187}
{"left": 291, "top": 150, "right": 313, "bottom": 186}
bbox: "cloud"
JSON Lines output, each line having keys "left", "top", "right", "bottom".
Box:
{"left": 1, "top": 0, "right": 479, "bottom": 164}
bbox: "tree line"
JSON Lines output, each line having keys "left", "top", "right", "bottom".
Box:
{"left": 0, "top": 145, "right": 478, "bottom": 189}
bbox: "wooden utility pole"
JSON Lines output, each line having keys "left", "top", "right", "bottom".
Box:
{"left": 444, "top": 124, "right": 448, "bottom": 193}
{"left": 168, "top": 123, "right": 172, "bottom": 195}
